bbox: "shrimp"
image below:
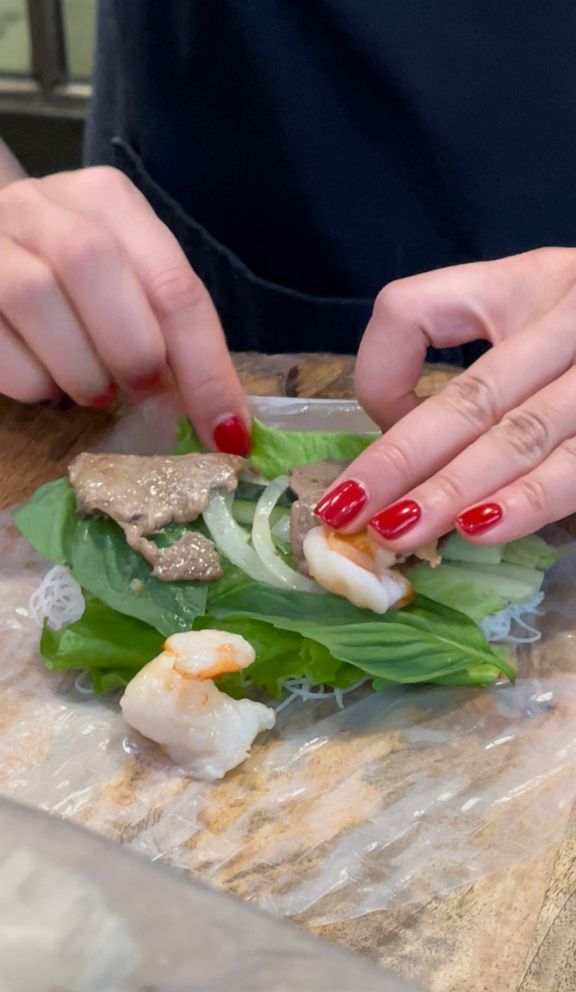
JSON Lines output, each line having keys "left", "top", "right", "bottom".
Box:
{"left": 303, "top": 526, "right": 413, "bottom": 614}
{"left": 120, "top": 630, "right": 275, "bottom": 780}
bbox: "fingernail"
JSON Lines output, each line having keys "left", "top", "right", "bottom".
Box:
{"left": 457, "top": 502, "right": 503, "bottom": 535}
{"left": 213, "top": 415, "right": 251, "bottom": 457}
{"left": 369, "top": 499, "right": 421, "bottom": 540}
{"left": 88, "top": 383, "right": 117, "bottom": 409}
{"left": 314, "top": 479, "right": 367, "bottom": 529}
{"left": 125, "top": 369, "right": 165, "bottom": 396}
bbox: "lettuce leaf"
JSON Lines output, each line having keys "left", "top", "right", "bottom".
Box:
{"left": 205, "top": 591, "right": 515, "bottom": 684}
{"left": 15, "top": 419, "right": 562, "bottom": 697}
{"left": 14, "top": 479, "right": 208, "bottom": 636}
{"left": 176, "top": 416, "right": 377, "bottom": 479}
{"left": 41, "top": 594, "right": 163, "bottom": 692}
{"left": 410, "top": 560, "right": 544, "bottom": 620}
{"left": 501, "top": 534, "right": 565, "bottom": 571}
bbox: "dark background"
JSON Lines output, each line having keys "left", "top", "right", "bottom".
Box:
{"left": 0, "top": 110, "right": 82, "bottom": 174}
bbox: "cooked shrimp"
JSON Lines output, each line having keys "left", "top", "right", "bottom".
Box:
{"left": 303, "top": 526, "right": 413, "bottom": 613}
{"left": 120, "top": 630, "right": 275, "bottom": 780}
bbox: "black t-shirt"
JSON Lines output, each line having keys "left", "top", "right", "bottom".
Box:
{"left": 87, "top": 2, "right": 576, "bottom": 359}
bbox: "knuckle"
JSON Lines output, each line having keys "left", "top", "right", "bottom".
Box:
{"left": 58, "top": 224, "right": 118, "bottom": 274}
{"left": 429, "top": 473, "right": 466, "bottom": 505}
{"left": 150, "top": 264, "right": 206, "bottom": 319}
{"left": 4, "top": 261, "right": 54, "bottom": 312}
{"left": 0, "top": 177, "right": 43, "bottom": 214}
{"left": 371, "top": 439, "right": 413, "bottom": 478}
{"left": 496, "top": 409, "right": 551, "bottom": 460}
{"left": 436, "top": 373, "right": 498, "bottom": 429}
{"left": 560, "top": 436, "right": 576, "bottom": 460}
{"left": 76, "top": 165, "right": 132, "bottom": 198}
{"left": 372, "top": 280, "right": 410, "bottom": 322}
{"left": 518, "top": 478, "right": 548, "bottom": 514}
{"left": 530, "top": 246, "right": 571, "bottom": 273}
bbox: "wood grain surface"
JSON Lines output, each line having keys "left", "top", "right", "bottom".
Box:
{"left": 1, "top": 351, "right": 574, "bottom": 992}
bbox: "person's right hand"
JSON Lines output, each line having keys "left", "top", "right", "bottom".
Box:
{"left": 0, "top": 167, "right": 251, "bottom": 455}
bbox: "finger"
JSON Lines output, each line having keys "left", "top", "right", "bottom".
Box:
{"left": 355, "top": 248, "right": 576, "bottom": 429}
{"left": 314, "top": 299, "right": 576, "bottom": 535}
{"left": 454, "top": 438, "right": 576, "bottom": 544}
{"left": 43, "top": 169, "right": 251, "bottom": 453}
{"left": 0, "top": 234, "right": 112, "bottom": 404}
{"left": 0, "top": 179, "right": 168, "bottom": 398}
{"left": 0, "top": 313, "right": 57, "bottom": 403}
{"left": 364, "top": 365, "right": 576, "bottom": 551}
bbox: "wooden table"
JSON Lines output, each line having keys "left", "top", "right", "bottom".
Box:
{"left": 0, "top": 352, "right": 574, "bottom": 992}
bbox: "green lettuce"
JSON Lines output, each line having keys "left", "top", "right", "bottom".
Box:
{"left": 41, "top": 594, "right": 163, "bottom": 692}
{"left": 13, "top": 419, "right": 563, "bottom": 697}
{"left": 176, "top": 416, "right": 377, "bottom": 479}
{"left": 13, "top": 479, "right": 207, "bottom": 636}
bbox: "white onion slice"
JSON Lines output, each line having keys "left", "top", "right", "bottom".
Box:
{"left": 252, "top": 477, "right": 322, "bottom": 593}
{"left": 203, "top": 492, "right": 274, "bottom": 584}
{"left": 271, "top": 513, "right": 291, "bottom": 544}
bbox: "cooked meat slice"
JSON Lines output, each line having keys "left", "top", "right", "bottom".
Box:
{"left": 289, "top": 460, "right": 349, "bottom": 504}
{"left": 69, "top": 452, "right": 245, "bottom": 581}
{"left": 151, "top": 532, "right": 223, "bottom": 582}
{"left": 288, "top": 459, "right": 348, "bottom": 573}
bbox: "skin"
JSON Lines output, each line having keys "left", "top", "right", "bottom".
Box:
{"left": 0, "top": 141, "right": 249, "bottom": 449}
{"left": 331, "top": 248, "right": 576, "bottom": 548}
{"left": 1, "top": 142, "right": 574, "bottom": 547}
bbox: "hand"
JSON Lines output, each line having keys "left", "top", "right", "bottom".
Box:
{"left": 0, "top": 167, "right": 250, "bottom": 455}
{"left": 314, "top": 248, "right": 576, "bottom": 547}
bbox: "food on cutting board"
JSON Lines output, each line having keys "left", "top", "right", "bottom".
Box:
{"left": 14, "top": 418, "right": 563, "bottom": 780}
{"left": 120, "top": 630, "right": 275, "bottom": 780}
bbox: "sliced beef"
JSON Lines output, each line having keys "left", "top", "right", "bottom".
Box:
{"left": 288, "top": 459, "right": 348, "bottom": 573}
{"left": 150, "top": 531, "right": 223, "bottom": 582}
{"left": 69, "top": 452, "right": 245, "bottom": 581}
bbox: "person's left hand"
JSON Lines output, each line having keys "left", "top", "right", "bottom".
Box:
{"left": 313, "top": 248, "right": 576, "bottom": 550}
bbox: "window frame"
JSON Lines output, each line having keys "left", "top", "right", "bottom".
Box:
{"left": 0, "top": 0, "right": 90, "bottom": 118}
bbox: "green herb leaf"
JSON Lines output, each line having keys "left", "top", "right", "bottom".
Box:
{"left": 14, "top": 478, "right": 208, "bottom": 636}
{"left": 176, "top": 416, "right": 377, "bottom": 479}
{"left": 41, "top": 594, "right": 163, "bottom": 691}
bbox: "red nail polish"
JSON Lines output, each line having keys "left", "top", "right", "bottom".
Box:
{"left": 125, "top": 369, "right": 165, "bottom": 395}
{"left": 314, "top": 479, "right": 368, "bottom": 529}
{"left": 369, "top": 499, "right": 421, "bottom": 540}
{"left": 213, "top": 415, "right": 251, "bottom": 457}
{"left": 88, "top": 383, "right": 117, "bottom": 409}
{"left": 457, "top": 502, "right": 503, "bottom": 535}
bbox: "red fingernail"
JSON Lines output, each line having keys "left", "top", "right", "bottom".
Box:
{"left": 369, "top": 499, "right": 421, "bottom": 540}
{"left": 125, "top": 369, "right": 165, "bottom": 395}
{"left": 314, "top": 480, "right": 367, "bottom": 529}
{"left": 88, "top": 383, "right": 117, "bottom": 409}
{"left": 213, "top": 415, "right": 251, "bottom": 457}
{"left": 457, "top": 502, "right": 503, "bottom": 535}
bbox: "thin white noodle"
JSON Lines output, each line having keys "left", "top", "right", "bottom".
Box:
{"left": 74, "top": 670, "right": 96, "bottom": 696}
{"left": 480, "top": 592, "right": 545, "bottom": 644}
{"left": 28, "top": 565, "right": 85, "bottom": 631}
{"left": 275, "top": 676, "right": 369, "bottom": 713}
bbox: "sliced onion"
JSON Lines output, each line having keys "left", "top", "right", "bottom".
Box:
{"left": 271, "top": 513, "right": 291, "bottom": 544}
{"left": 252, "top": 477, "right": 322, "bottom": 593}
{"left": 203, "top": 492, "right": 274, "bottom": 584}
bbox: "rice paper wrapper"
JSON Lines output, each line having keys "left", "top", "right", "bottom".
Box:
{"left": 1, "top": 398, "right": 576, "bottom": 938}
